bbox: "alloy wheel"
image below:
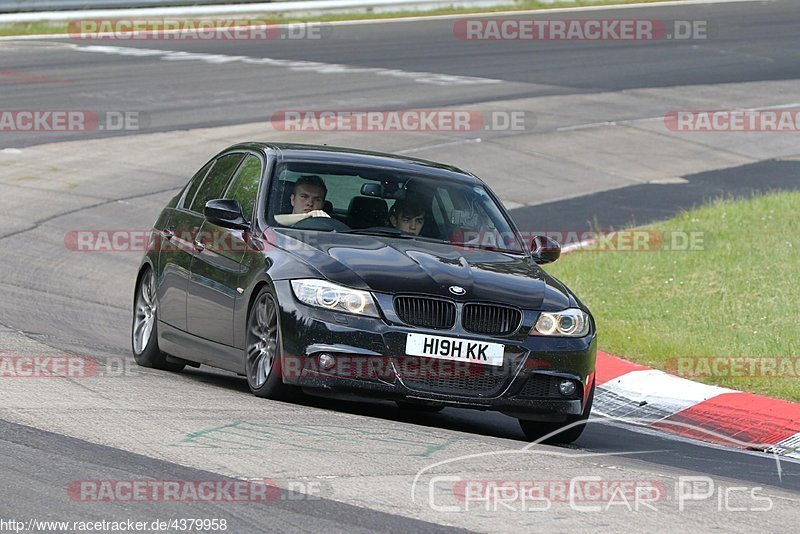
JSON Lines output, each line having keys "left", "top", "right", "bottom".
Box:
{"left": 247, "top": 293, "right": 279, "bottom": 388}
{"left": 133, "top": 269, "right": 156, "bottom": 354}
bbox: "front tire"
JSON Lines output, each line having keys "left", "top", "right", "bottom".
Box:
{"left": 131, "top": 267, "right": 184, "bottom": 372}
{"left": 245, "top": 288, "right": 295, "bottom": 400}
{"left": 519, "top": 383, "right": 594, "bottom": 444}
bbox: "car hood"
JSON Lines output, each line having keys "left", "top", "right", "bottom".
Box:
{"left": 272, "top": 230, "right": 573, "bottom": 310}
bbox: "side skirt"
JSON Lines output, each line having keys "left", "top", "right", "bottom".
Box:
{"left": 158, "top": 321, "right": 245, "bottom": 374}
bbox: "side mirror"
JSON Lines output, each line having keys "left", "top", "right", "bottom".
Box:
{"left": 204, "top": 199, "right": 250, "bottom": 230}
{"left": 531, "top": 235, "right": 561, "bottom": 264}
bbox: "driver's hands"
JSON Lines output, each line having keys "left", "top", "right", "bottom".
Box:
{"left": 306, "top": 210, "right": 330, "bottom": 218}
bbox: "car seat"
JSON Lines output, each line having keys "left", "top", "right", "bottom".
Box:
{"left": 348, "top": 196, "right": 388, "bottom": 228}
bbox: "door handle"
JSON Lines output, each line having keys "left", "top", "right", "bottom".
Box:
{"left": 194, "top": 240, "right": 205, "bottom": 252}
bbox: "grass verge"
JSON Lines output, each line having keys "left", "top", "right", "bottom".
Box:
{"left": 546, "top": 191, "right": 800, "bottom": 402}
{"left": 0, "top": 0, "right": 681, "bottom": 37}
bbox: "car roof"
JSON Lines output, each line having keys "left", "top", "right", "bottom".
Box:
{"left": 226, "top": 142, "right": 483, "bottom": 185}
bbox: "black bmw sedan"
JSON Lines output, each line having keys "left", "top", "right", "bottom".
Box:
{"left": 132, "top": 142, "right": 596, "bottom": 443}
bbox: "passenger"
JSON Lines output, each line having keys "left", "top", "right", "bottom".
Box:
{"left": 389, "top": 198, "right": 426, "bottom": 235}
{"left": 274, "top": 175, "right": 330, "bottom": 225}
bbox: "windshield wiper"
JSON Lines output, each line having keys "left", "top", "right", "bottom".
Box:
{"left": 340, "top": 228, "right": 415, "bottom": 238}
{"left": 452, "top": 242, "right": 526, "bottom": 254}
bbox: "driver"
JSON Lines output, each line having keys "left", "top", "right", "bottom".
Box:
{"left": 274, "top": 175, "right": 331, "bottom": 225}
{"left": 388, "top": 198, "right": 426, "bottom": 235}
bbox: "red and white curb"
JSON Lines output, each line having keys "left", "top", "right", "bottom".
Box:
{"left": 594, "top": 351, "right": 800, "bottom": 459}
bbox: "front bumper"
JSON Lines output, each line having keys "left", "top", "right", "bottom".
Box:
{"left": 274, "top": 281, "right": 596, "bottom": 420}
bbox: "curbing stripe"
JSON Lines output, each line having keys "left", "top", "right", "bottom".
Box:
{"left": 594, "top": 368, "right": 733, "bottom": 423}
{"left": 594, "top": 352, "right": 800, "bottom": 455}
{"left": 654, "top": 393, "right": 800, "bottom": 447}
{"left": 595, "top": 350, "right": 650, "bottom": 385}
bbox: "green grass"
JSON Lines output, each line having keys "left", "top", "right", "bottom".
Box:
{"left": 546, "top": 191, "right": 800, "bottom": 402}
{"left": 0, "top": 0, "right": 680, "bottom": 37}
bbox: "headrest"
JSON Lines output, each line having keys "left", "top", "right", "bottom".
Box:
{"left": 348, "top": 196, "right": 388, "bottom": 228}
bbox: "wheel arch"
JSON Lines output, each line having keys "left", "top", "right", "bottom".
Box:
{"left": 133, "top": 259, "right": 156, "bottom": 306}
{"left": 246, "top": 279, "right": 272, "bottom": 318}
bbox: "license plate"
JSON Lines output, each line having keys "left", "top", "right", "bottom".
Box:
{"left": 405, "top": 333, "right": 504, "bottom": 367}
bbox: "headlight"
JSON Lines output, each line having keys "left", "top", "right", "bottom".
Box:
{"left": 531, "top": 308, "right": 590, "bottom": 337}
{"left": 290, "top": 279, "right": 379, "bottom": 318}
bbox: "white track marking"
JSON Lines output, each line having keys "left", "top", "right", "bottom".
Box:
{"left": 397, "top": 137, "right": 482, "bottom": 154}
{"left": 73, "top": 44, "right": 502, "bottom": 86}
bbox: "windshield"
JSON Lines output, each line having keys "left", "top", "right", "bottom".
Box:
{"left": 267, "top": 161, "right": 525, "bottom": 253}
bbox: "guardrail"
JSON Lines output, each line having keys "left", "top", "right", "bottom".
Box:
{"left": 0, "top": 0, "right": 520, "bottom": 14}
{"left": 0, "top": 0, "right": 515, "bottom": 22}
{"left": 0, "top": 1, "right": 273, "bottom": 13}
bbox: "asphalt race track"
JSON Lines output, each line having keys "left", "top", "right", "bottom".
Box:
{"left": 1, "top": 0, "right": 799, "bottom": 531}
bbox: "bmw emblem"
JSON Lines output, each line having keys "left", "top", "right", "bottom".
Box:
{"left": 449, "top": 285, "right": 466, "bottom": 295}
